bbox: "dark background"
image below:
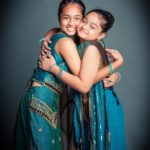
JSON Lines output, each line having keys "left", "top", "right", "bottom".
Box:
{"left": 0, "top": 0, "right": 150, "bottom": 149}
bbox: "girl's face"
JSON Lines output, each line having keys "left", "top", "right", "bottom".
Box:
{"left": 60, "top": 3, "right": 83, "bottom": 36}
{"left": 77, "top": 12, "right": 106, "bottom": 42}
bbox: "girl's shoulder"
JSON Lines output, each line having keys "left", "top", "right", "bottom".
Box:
{"left": 83, "top": 40, "right": 106, "bottom": 59}
{"left": 51, "top": 32, "right": 68, "bottom": 42}
{"left": 51, "top": 32, "right": 74, "bottom": 46}
{"left": 89, "top": 40, "right": 103, "bottom": 49}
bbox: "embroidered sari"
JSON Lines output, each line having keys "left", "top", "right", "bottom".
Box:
{"left": 72, "top": 41, "right": 126, "bottom": 150}
{"left": 14, "top": 33, "right": 70, "bottom": 150}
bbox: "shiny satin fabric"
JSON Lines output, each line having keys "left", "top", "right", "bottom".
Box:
{"left": 72, "top": 41, "right": 126, "bottom": 150}
{"left": 14, "top": 33, "right": 70, "bottom": 150}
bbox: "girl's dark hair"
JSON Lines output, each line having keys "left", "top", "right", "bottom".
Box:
{"left": 87, "top": 9, "right": 115, "bottom": 33}
{"left": 58, "top": 0, "right": 86, "bottom": 21}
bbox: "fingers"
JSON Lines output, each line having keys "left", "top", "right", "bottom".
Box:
{"left": 103, "top": 78, "right": 114, "bottom": 83}
{"left": 41, "top": 40, "right": 51, "bottom": 52}
{"left": 106, "top": 52, "right": 113, "bottom": 57}
{"left": 105, "top": 48, "right": 118, "bottom": 51}
{"left": 105, "top": 49, "right": 121, "bottom": 56}
{"left": 105, "top": 49, "right": 118, "bottom": 54}
{"left": 42, "top": 45, "right": 50, "bottom": 52}
{"left": 105, "top": 49, "right": 113, "bottom": 53}
{"left": 40, "top": 48, "right": 50, "bottom": 57}
{"left": 44, "top": 43, "right": 51, "bottom": 51}
{"left": 46, "top": 53, "right": 52, "bottom": 58}
{"left": 38, "top": 55, "right": 46, "bottom": 62}
{"left": 38, "top": 55, "right": 48, "bottom": 68}
{"left": 104, "top": 82, "right": 111, "bottom": 88}
{"left": 106, "top": 48, "right": 123, "bottom": 62}
{"left": 40, "top": 50, "right": 47, "bottom": 57}
{"left": 104, "top": 78, "right": 115, "bottom": 88}
{"left": 104, "top": 72, "right": 120, "bottom": 88}
{"left": 104, "top": 82, "right": 113, "bottom": 88}
{"left": 105, "top": 49, "right": 116, "bottom": 58}
{"left": 47, "top": 39, "right": 51, "bottom": 44}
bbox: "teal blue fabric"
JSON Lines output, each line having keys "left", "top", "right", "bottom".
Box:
{"left": 73, "top": 82, "right": 106, "bottom": 150}
{"left": 14, "top": 33, "right": 70, "bottom": 150}
{"left": 32, "top": 33, "right": 69, "bottom": 90}
{"left": 73, "top": 41, "right": 126, "bottom": 150}
{"left": 105, "top": 88, "right": 126, "bottom": 150}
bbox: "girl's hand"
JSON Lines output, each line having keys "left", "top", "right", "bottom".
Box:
{"left": 103, "top": 72, "right": 120, "bottom": 88}
{"left": 38, "top": 53, "right": 56, "bottom": 72}
{"left": 105, "top": 49, "right": 124, "bottom": 65}
{"left": 40, "top": 38, "right": 51, "bottom": 57}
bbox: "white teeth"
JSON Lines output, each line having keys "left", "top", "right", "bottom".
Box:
{"left": 80, "top": 29, "right": 86, "bottom": 34}
{"left": 67, "top": 28, "right": 75, "bottom": 32}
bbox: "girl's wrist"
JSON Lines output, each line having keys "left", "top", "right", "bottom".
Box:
{"left": 113, "top": 57, "right": 124, "bottom": 68}
{"left": 51, "top": 65, "right": 60, "bottom": 75}
{"left": 118, "top": 57, "right": 124, "bottom": 66}
{"left": 111, "top": 60, "right": 122, "bottom": 71}
{"left": 49, "top": 63, "right": 56, "bottom": 72}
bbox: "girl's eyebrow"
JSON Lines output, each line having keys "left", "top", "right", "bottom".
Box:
{"left": 91, "top": 22, "right": 98, "bottom": 28}
{"left": 75, "top": 15, "right": 82, "bottom": 17}
{"left": 61, "top": 14, "right": 69, "bottom": 16}
{"left": 61, "top": 14, "right": 82, "bottom": 18}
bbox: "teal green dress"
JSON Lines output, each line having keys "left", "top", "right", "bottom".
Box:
{"left": 14, "top": 33, "right": 70, "bottom": 150}
{"left": 73, "top": 41, "right": 126, "bottom": 150}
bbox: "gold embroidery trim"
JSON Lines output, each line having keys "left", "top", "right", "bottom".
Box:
{"left": 44, "top": 82, "right": 61, "bottom": 95}
{"left": 29, "top": 96, "right": 57, "bottom": 129}
{"left": 32, "top": 78, "right": 61, "bottom": 95}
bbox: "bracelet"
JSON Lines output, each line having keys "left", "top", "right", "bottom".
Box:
{"left": 116, "top": 72, "right": 121, "bottom": 82}
{"left": 49, "top": 63, "right": 56, "bottom": 72}
{"left": 39, "top": 38, "right": 46, "bottom": 47}
{"left": 56, "top": 68, "right": 63, "bottom": 78}
{"left": 109, "top": 63, "right": 115, "bottom": 74}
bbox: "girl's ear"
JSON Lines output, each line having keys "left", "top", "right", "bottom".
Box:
{"left": 98, "top": 32, "right": 106, "bottom": 40}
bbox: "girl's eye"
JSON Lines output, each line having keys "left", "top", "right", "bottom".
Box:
{"left": 90, "top": 25, "right": 95, "bottom": 29}
{"left": 75, "top": 18, "right": 81, "bottom": 21}
{"left": 64, "top": 17, "right": 68, "bottom": 19}
{"left": 62, "top": 16, "right": 69, "bottom": 20}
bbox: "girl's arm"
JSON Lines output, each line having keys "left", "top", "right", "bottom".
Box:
{"left": 39, "top": 46, "right": 123, "bottom": 93}
{"left": 40, "top": 28, "right": 60, "bottom": 56}
{"left": 44, "top": 28, "right": 60, "bottom": 39}
{"left": 41, "top": 29, "right": 121, "bottom": 87}
{"left": 55, "top": 37, "right": 81, "bottom": 76}
{"left": 40, "top": 45, "right": 102, "bottom": 93}
{"left": 40, "top": 28, "right": 81, "bottom": 76}
{"left": 94, "top": 49, "right": 124, "bottom": 83}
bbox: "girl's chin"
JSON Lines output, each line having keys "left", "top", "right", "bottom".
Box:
{"left": 66, "top": 31, "right": 76, "bottom": 36}
{"left": 77, "top": 32, "right": 87, "bottom": 39}
{"left": 78, "top": 34, "right": 87, "bottom": 40}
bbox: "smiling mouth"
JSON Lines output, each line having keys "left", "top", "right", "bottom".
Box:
{"left": 67, "top": 27, "right": 76, "bottom": 32}
{"left": 79, "top": 28, "right": 87, "bottom": 34}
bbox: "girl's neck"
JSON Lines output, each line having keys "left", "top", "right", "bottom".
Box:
{"left": 60, "top": 30, "right": 75, "bottom": 39}
{"left": 80, "top": 38, "right": 86, "bottom": 43}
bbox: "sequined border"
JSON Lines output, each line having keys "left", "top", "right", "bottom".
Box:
{"left": 32, "top": 78, "right": 61, "bottom": 95}
{"left": 29, "top": 96, "right": 57, "bottom": 129}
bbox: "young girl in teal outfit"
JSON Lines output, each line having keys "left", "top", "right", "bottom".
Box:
{"left": 14, "top": 1, "right": 85, "bottom": 150}
{"left": 39, "top": 8, "right": 126, "bottom": 150}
